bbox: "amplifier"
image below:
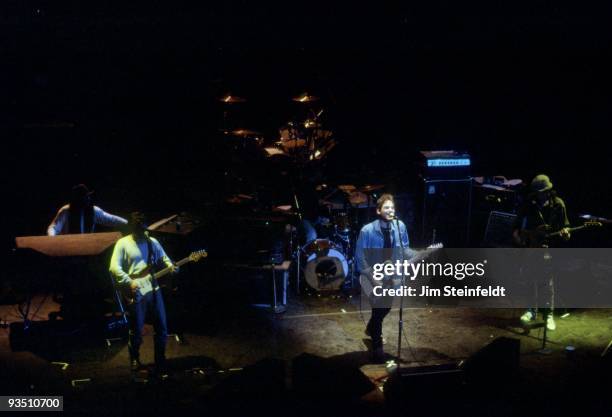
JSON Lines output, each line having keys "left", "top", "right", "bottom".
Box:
{"left": 482, "top": 211, "right": 517, "bottom": 248}
{"left": 420, "top": 150, "right": 471, "bottom": 180}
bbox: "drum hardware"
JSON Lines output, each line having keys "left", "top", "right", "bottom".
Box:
{"left": 222, "top": 129, "right": 265, "bottom": 158}
{"left": 333, "top": 212, "right": 351, "bottom": 234}
{"left": 303, "top": 119, "right": 321, "bottom": 128}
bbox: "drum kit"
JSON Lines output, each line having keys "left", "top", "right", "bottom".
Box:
{"left": 220, "top": 92, "right": 337, "bottom": 165}
{"left": 298, "top": 183, "right": 385, "bottom": 293}
{"left": 219, "top": 92, "right": 384, "bottom": 293}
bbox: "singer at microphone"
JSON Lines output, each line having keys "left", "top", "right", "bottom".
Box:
{"left": 354, "top": 193, "right": 412, "bottom": 363}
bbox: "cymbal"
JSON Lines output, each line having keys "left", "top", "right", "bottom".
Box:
{"left": 292, "top": 93, "right": 319, "bottom": 103}
{"left": 348, "top": 191, "right": 369, "bottom": 206}
{"left": 219, "top": 95, "right": 247, "bottom": 103}
{"left": 272, "top": 205, "right": 297, "bottom": 215}
{"left": 225, "top": 129, "right": 262, "bottom": 137}
{"left": 359, "top": 184, "right": 385, "bottom": 193}
{"left": 226, "top": 194, "right": 254, "bottom": 204}
{"left": 264, "top": 146, "right": 287, "bottom": 157}
{"left": 338, "top": 184, "right": 357, "bottom": 193}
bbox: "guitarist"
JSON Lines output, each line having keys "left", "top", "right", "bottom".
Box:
{"left": 512, "top": 174, "right": 570, "bottom": 331}
{"left": 355, "top": 194, "right": 413, "bottom": 363}
{"left": 109, "top": 212, "right": 178, "bottom": 378}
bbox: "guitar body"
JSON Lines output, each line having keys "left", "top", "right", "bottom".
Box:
{"left": 122, "top": 265, "right": 157, "bottom": 306}
{"left": 519, "top": 224, "right": 552, "bottom": 248}
{"left": 120, "top": 249, "right": 207, "bottom": 306}
{"left": 359, "top": 244, "right": 443, "bottom": 302}
{"left": 519, "top": 221, "right": 602, "bottom": 248}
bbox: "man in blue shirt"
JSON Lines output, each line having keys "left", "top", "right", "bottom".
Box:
{"left": 47, "top": 184, "right": 127, "bottom": 235}
{"left": 355, "top": 194, "right": 410, "bottom": 363}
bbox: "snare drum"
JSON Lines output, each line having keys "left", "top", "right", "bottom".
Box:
{"left": 302, "top": 239, "right": 348, "bottom": 291}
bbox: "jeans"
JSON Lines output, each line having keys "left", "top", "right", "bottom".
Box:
{"left": 128, "top": 288, "right": 168, "bottom": 365}
{"left": 367, "top": 307, "right": 391, "bottom": 350}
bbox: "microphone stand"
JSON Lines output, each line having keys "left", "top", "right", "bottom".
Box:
{"left": 394, "top": 216, "right": 407, "bottom": 365}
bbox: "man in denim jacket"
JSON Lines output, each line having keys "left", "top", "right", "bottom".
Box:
{"left": 355, "top": 194, "right": 411, "bottom": 363}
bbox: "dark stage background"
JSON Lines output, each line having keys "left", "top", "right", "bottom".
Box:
{"left": 2, "top": 2, "right": 612, "bottom": 250}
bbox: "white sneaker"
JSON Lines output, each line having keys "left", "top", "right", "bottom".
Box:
{"left": 520, "top": 311, "right": 534, "bottom": 323}
{"left": 547, "top": 315, "right": 556, "bottom": 331}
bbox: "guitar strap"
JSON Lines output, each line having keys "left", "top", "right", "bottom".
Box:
{"left": 535, "top": 193, "right": 560, "bottom": 229}
{"left": 535, "top": 208, "right": 550, "bottom": 233}
{"left": 145, "top": 235, "right": 155, "bottom": 269}
{"left": 145, "top": 235, "right": 159, "bottom": 302}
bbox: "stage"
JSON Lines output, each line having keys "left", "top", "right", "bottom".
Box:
{"left": 1, "top": 292, "right": 611, "bottom": 416}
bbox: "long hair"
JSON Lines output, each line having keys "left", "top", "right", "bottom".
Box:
{"left": 68, "top": 187, "right": 94, "bottom": 233}
{"left": 527, "top": 189, "right": 557, "bottom": 207}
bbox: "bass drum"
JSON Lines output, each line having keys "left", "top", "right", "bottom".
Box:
{"left": 302, "top": 239, "right": 348, "bottom": 291}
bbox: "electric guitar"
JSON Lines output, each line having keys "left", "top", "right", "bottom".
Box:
{"left": 359, "top": 243, "right": 443, "bottom": 298}
{"left": 124, "top": 249, "right": 207, "bottom": 305}
{"left": 520, "top": 221, "right": 602, "bottom": 247}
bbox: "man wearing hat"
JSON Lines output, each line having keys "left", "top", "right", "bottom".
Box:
{"left": 47, "top": 184, "right": 127, "bottom": 235}
{"left": 512, "top": 174, "right": 571, "bottom": 330}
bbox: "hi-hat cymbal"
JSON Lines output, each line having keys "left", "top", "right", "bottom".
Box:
{"left": 292, "top": 93, "right": 319, "bottom": 103}
{"left": 219, "top": 95, "right": 247, "bottom": 103}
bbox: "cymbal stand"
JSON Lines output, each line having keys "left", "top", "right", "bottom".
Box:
{"left": 292, "top": 185, "right": 304, "bottom": 295}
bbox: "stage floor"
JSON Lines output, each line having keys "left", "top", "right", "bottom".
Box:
{"left": 1, "top": 293, "right": 611, "bottom": 416}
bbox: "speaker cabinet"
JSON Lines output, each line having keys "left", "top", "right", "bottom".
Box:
{"left": 421, "top": 179, "right": 472, "bottom": 247}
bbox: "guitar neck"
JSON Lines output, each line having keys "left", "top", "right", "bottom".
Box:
{"left": 547, "top": 225, "right": 583, "bottom": 238}
{"left": 411, "top": 249, "right": 433, "bottom": 263}
{"left": 150, "top": 256, "right": 191, "bottom": 280}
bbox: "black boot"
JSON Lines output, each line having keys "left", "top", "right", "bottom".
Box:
{"left": 152, "top": 353, "right": 168, "bottom": 381}
{"left": 371, "top": 347, "right": 385, "bottom": 364}
{"left": 130, "top": 357, "right": 142, "bottom": 372}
